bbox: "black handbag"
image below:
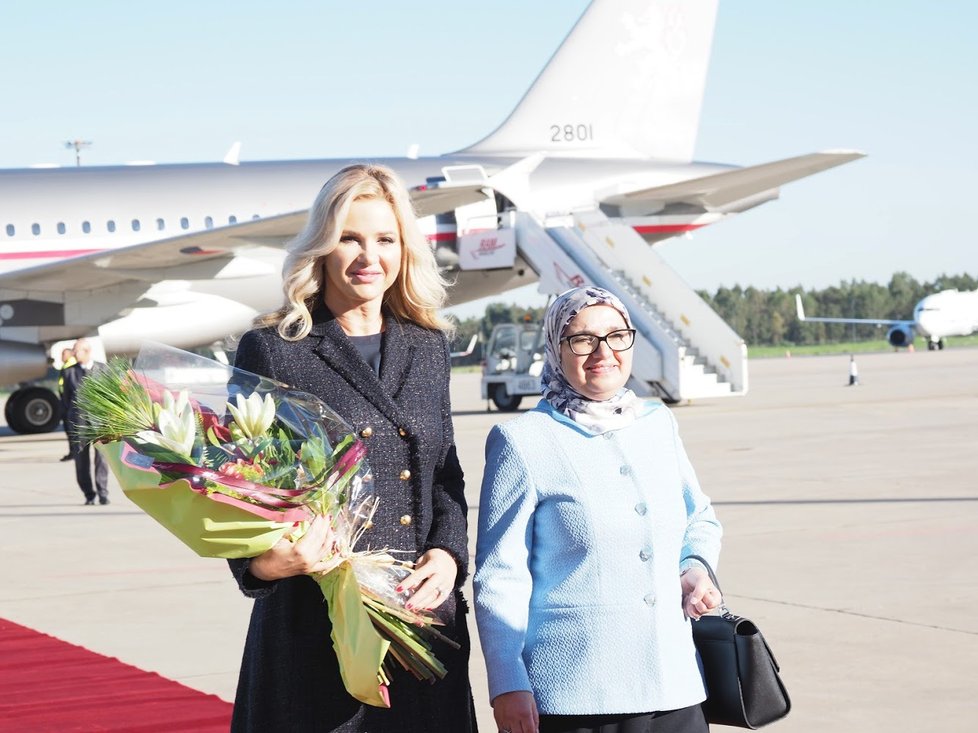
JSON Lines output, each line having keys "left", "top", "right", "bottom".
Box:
{"left": 683, "top": 555, "right": 791, "bottom": 729}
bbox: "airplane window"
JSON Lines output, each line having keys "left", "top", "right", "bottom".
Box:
{"left": 57, "top": 222, "right": 66, "bottom": 235}
{"left": 107, "top": 220, "right": 116, "bottom": 233}
{"left": 32, "top": 223, "right": 40, "bottom": 235}
{"left": 131, "top": 219, "right": 141, "bottom": 232}
{"left": 82, "top": 221, "right": 91, "bottom": 234}
{"left": 180, "top": 217, "right": 190, "bottom": 230}
{"left": 156, "top": 218, "right": 165, "bottom": 231}
{"left": 204, "top": 216, "right": 214, "bottom": 229}
{"left": 6, "top": 224, "right": 15, "bottom": 236}
{"left": 228, "top": 215, "right": 237, "bottom": 224}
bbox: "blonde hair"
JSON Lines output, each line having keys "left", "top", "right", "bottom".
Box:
{"left": 257, "top": 163, "right": 452, "bottom": 339}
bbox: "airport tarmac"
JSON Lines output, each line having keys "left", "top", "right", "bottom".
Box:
{"left": 2, "top": 348, "right": 976, "bottom": 732}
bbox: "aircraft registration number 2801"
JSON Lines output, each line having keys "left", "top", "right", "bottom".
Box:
{"left": 550, "top": 123, "right": 594, "bottom": 142}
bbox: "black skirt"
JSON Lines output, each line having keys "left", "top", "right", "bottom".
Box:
{"left": 539, "top": 704, "right": 708, "bottom": 733}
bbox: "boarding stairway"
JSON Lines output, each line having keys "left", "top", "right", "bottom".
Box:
{"left": 500, "top": 209, "right": 747, "bottom": 401}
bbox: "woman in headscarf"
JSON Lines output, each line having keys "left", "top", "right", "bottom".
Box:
{"left": 474, "top": 286, "right": 723, "bottom": 733}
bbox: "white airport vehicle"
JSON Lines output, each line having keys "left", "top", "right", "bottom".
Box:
{"left": 481, "top": 320, "right": 546, "bottom": 411}
{"left": 0, "top": 0, "right": 863, "bottom": 433}
{"left": 795, "top": 291, "right": 978, "bottom": 350}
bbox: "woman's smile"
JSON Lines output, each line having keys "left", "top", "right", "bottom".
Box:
{"left": 350, "top": 268, "right": 384, "bottom": 283}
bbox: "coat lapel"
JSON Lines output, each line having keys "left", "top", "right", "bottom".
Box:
{"left": 309, "top": 309, "right": 413, "bottom": 427}
{"left": 377, "top": 319, "right": 414, "bottom": 399}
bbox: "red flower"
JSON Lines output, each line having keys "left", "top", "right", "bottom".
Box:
{"left": 200, "top": 407, "right": 232, "bottom": 444}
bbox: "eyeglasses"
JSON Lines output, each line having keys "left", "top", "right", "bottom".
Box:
{"left": 561, "top": 328, "right": 636, "bottom": 355}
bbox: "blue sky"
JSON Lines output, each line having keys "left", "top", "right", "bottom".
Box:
{"left": 2, "top": 1, "right": 975, "bottom": 315}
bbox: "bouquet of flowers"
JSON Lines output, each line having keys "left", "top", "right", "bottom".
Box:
{"left": 75, "top": 342, "right": 455, "bottom": 708}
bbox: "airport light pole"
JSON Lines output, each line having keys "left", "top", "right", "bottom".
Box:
{"left": 64, "top": 139, "right": 92, "bottom": 167}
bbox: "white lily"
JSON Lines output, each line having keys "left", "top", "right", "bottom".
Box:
{"left": 137, "top": 389, "right": 196, "bottom": 459}
{"left": 227, "top": 392, "right": 276, "bottom": 440}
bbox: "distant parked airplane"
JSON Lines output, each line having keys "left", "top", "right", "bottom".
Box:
{"left": 795, "top": 291, "right": 978, "bottom": 349}
{"left": 0, "top": 0, "right": 863, "bottom": 433}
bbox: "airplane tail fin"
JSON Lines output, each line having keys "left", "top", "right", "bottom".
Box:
{"left": 459, "top": 0, "right": 718, "bottom": 161}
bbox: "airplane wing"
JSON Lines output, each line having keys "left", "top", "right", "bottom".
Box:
{"left": 600, "top": 151, "right": 865, "bottom": 216}
{"left": 794, "top": 295, "right": 912, "bottom": 328}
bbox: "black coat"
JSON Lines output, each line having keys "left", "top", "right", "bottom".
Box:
{"left": 228, "top": 307, "right": 476, "bottom": 732}
{"left": 61, "top": 362, "right": 87, "bottom": 437}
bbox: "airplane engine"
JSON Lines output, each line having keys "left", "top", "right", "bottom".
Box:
{"left": 886, "top": 324, "right": 914, "bottom": 347}
{"left": 0, "top": 341, "right": 50, "bottom": 384}
{"left": 97, "top": 292, "right": 260, "bottom": 355}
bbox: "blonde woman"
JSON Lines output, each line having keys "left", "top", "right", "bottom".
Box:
{"left": 228, "top": 164, "right": 475, "bottom": 732}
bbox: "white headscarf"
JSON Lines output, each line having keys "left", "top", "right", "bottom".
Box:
{"left": 541, "top": 286, "right": 645, "bottom": 435}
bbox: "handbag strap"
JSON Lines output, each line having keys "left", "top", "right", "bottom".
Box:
{"left": 682, "top": 554, "right": 731, "bottom": 616}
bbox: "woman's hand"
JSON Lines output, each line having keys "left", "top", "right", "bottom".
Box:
{"left": 492, "top": 690, "right": 539, "bottom": 733}
{"left": 248, "top": 515, "right": 340, "bottom": 581}
{"left": 681, "top": 565, "right": 721, "bottom": 620}
{"left": 399, "top": 548, "right": 458, "bottom": 610}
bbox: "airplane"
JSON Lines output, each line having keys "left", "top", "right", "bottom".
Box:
{"left": 795, "top": 291, "right": 978, "bottom": 350}
{"left": 0, "top": 0, "right": 864, "bottom": 433}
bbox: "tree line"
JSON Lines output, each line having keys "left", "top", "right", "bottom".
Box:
{"left": 447, "top": 272, "right": 977, "bottom": 359}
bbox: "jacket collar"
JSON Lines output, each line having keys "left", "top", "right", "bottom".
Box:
{"left": 309, "top": 303, "right": 414, "bottom": 424}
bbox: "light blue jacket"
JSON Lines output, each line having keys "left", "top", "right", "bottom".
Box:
{"left": 474, "top": 399, "right": 722, "bottom": 715}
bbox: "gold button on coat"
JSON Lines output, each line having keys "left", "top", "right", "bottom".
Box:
{"left": 399, "top": 514, "right": 412, "bottom": 526}
{"left": 398, "top": 427, "right": 408, "bottom": 437}
{"left": 360, "top": 427, "right": 373, "bottom": 438}
{"left": 399, "top": 469, "right": 411, "bottom": 480}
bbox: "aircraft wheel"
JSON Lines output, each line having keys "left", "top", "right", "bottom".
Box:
{"left": 927, "top": 341, "right": 937, "bottom": 351}
{"left": 938, "top": 339, "right": 946, "bottom": 350}
{"left": 3, "top": 391, "right": 25, "bottom": 432}
{"left": 491, "top": 384, "right": 523, "bottom": 412}
{"left": 5, "top": 387, "right": 62, "bottom": 434}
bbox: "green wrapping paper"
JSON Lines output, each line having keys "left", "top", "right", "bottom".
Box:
{"left": 319, "top": 563, "right": 392, "bottom": 708}
{"left": 97, "top": 440, "right": 292, "bottom": 558}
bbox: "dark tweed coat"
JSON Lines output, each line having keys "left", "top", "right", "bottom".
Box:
{"left": 228, "top": 306, "right": 476, "bottom": 733}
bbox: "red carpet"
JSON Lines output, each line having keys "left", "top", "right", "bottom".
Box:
{"left": 0, "top": 618, "right": 233, "bottom": 732}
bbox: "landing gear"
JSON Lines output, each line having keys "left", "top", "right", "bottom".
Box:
{"left": 491, "top": 384, "right": 523, "bottom": 412}
{"left": 927, "top": 338, "right": 946, "bottom": 351}
{"left": 3, "top": 387, "right": 62, "bottom": 434}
